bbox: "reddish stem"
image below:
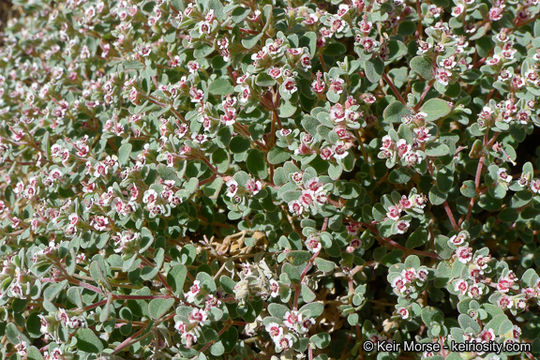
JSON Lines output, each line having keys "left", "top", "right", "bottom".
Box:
{"left": 382, "top": 72, "right": 407, "bottom": 106}
{"left": 443, "top": 201, "right": 459, "bottom": 231}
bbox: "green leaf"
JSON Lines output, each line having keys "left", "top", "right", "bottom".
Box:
{"left": 410, "top": 56, "right": 433, "bottom": 80}
{"left": 194, "top": 44, "right": 214, "bottom": 59}
{"left": 210, "top": 340, "right": 225, "bottom": 356}
{"left": 314, "top": 258, "right": 335, "bottom": 273}
{"left": 100, "top": 294, "right": 113, "bottom": 322}
{"left": 323, "top": 42, "right": 346, "bottom": 56}
{"left": 76, "top": 328, "right": 104, "bottom": 353}
{"left": 521, "top": 269, "right": 538, "bottom": 287}
{"left": 89, "top": 259, "right": 110, "bottom": 291}
{"left": 406, "top": 228, "right": 427, "bottom": 249}
{"left": 301, "top": 116, "right": 320, "bottom": 136}
{"left": 288, "top": 250, "right": 311, "bottom": 265}
{"left": 299, "top": 302, "right": 324, "bottom": 318}
{"left": 404, "top": 255, "right": 420, "bottom": 268}
{"left": 123, "top": 60, "right": 144, "bottom": 70}
{"left": 283, "top": 262, "right": 301, "bottom": 283}
{"left": 140, "top": 227, "right": 154, "bottom": 253}
{"left": 208, "top": 78, "right": 234, "bottom": 96}
{"left": 421, "top": 98, "right": 452, "bottom": 121}
{"left": 279, "top": 101, "right": 297, "bottom": 118}
{"left": 231, "top": 6, "right": 251, "bottom": 23}
{"left": 389, "top": 168, "right": 411, "bottom": 184}
{"left": 425, "top": 143, "right": 450, "bottom": 157}
{"left": 219, "top": 326, "right": 237, "bottom": 354}
{"left": 267, "top": 148, "right": 290, "bottom": 164}
{"left": 167, "top": 265, "right": 187, "bottom": 296}
{"left": 211, "top": 148, "right": 230, "bottom": 173}
{"left": 255, "top": 73, "right": 276, "bottom": 87}
{"left": 27, "top": 346, "right": 44, "bottom": 360}
{"left": 460, "top": 180, "right": 476, "bottom": 198}
{"left": 398, "top": 21, "right": 416, "bottom": 36}
{"left": 301, "top": 283, "right": 316, "bottom": 302}
{"left": 300, "top": 32, "right": 317, "bottom": 57}
{"left": 246, "top": 149, "right": 268, "bottom": 179}
{"left": 242, "top": 33, "right": 264, "bottom": 49}
{"left": 310, "top": 332, "right": 331, "bottom": 349}
{"left": 498, "top": 208, "right": 518, "bottom": 223}
{"left": 436, "top": 169, "right": 453, "bottom": 193}
{"left": 383, "top": 101, "right": 411, "bottom": 123}
{"left": 328, "top": 163, "right": 342, "bottom": 180}
{"left": 26, "top": 313, "right": 42, "bottom": 338}
{"left": 499, "top": 319, "right": 514, "bottom": 336}
{"left": 429, "top": 185, "right": 447, "bottom": 205}
{"left": 458, "top": 314, "right": 481, "bottom": 333}
{"left": 268, "top": 303, "right": 289, "bottom": 318}
{"left": 229, "top": 136, "right": 250, "bottom": 153}
{"left": 148, "top": 298, "right": 175, "bottom": 319}
{"left": 363, "top": 58, "right": 384, "bottom": 83}
{"left": 485, "top": 314, "right": 506, "bottom": 335}
{"left": 5, "top": 322, "right": 20, "bottom": 344}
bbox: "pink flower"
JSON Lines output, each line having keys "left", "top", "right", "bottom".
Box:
{"left": 143, "top": 189, "right": 158, "bottom": 204}
{"left": 397, "top": 307, "right": 409, "bottom": 319}
{"left": 187, "top": 280, "right": 201, "bottom": 303}
{"left": 497, "top": 168, "right": 512, "bottom": 184}
{"left": 387, "top": 205, "right": 401, "bottom": 220}
{"left": 268, "top": 67, "right": 282, "bottom": 79}
{"left": 489, "top": 7, "right": 504, "bottom": 21}
{"left": 265, "top": 322, "right": 283, "bottom": 339}
{"left": 90, "top": 216, "right": 109, "bottom": 231}
{"left": 497, "top": 295, "right": 512, "bottom": 309}
{"left": 468, "top": 284, "right": 483, "bottom": 299}
{"left": 305, "top": 235, "right": 322, "bottom": 253}
{"left": 283, "top": 310, "right": 302, "bottom": 330}
{"left": 182, "top": 331, "right": 198, "bottom": 348}
{"left": 68, "top": 213, "right": 79, "bottom": 225}
{"left": 288, "top": 200, "right": 304, "bottom": 215}
{"left": 330, "top": 104, "right": 345, "bottom": 122}
{"left": 479, "top": 329, "right": 495, "bottom": 342}
{"left": 529, "top": 179, "right": 540, "bottom": 193}
{"left": 246, "top": 179, "right": 262, "bottom": 194}
{"left": 299, "top": 317, "right": 315, "bottom": 333}
{"left": 395, "top": 220, "right": 410, "bottom": 234}
{"left": 391, "top": 276, "right": 405, "bottom": 291}
{"left": 399, "top": 196, "right": 412, "bottom": 209}
{"left": 269, "top": 280, "right": 280, "bottom": 297}
{"left": 497, "top": 278, "right": 513, "bottom": 293}
{"left": 282, "top": 77, "right": 297, "bottom": 95}
{"left": 226, "top": 179, "right": 239, "bottom": 198}
{"left": 189, "top": 308, "right": 208, "bottom": 324}
{"left": 456, "top": 246, "right": 472, "bottom": 263}
{"left": 276, "top": 334, "right": 293, "bottom": 352}
{"left": 402, "top": 268, "right": 417, "bottom": 282}
{"left": 454, "top": 279, "right": 468, "bottom": 295}
{"left": 175, "top": 321, "right": 186, "bottom": 334}
{"left": 333, "top": 143, "right": 349, "bottom": 160}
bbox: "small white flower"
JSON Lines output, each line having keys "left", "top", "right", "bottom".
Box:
{"left": 265, "top": 322, "right": 283, "bottom": 339}
{"left": 186, "top": 280, "right": 201, "bottom": 303}
{"left": 397, "top": 307, "right": 409, "bottom": 319}
{"left": 226, "top": 179, "right": 239, "bottom": 198}
{"left": 395, "top": 219, "right": 410, "bottom": 234}
{"left": 269, "top": 279, "right": 280, "bottom": 297}
{"left": 189, "top": 308, "right": 208, "bottom": 324}
{"left": 283, "top": 310, "right": 302, "bottom": 330}
{"left": 454, "top": 279, "right": 468, "bottom": 295}
{"left": 275, "top": 334, "right": 294, "bottom": 352}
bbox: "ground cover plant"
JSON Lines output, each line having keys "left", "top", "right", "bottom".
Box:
{"left": 0, "top": 0, "right": 540, "bottom": 359}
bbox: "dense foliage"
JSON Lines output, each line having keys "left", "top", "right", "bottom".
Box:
{"left": 0, "top": 0, "right": 540, "bottom": 359}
